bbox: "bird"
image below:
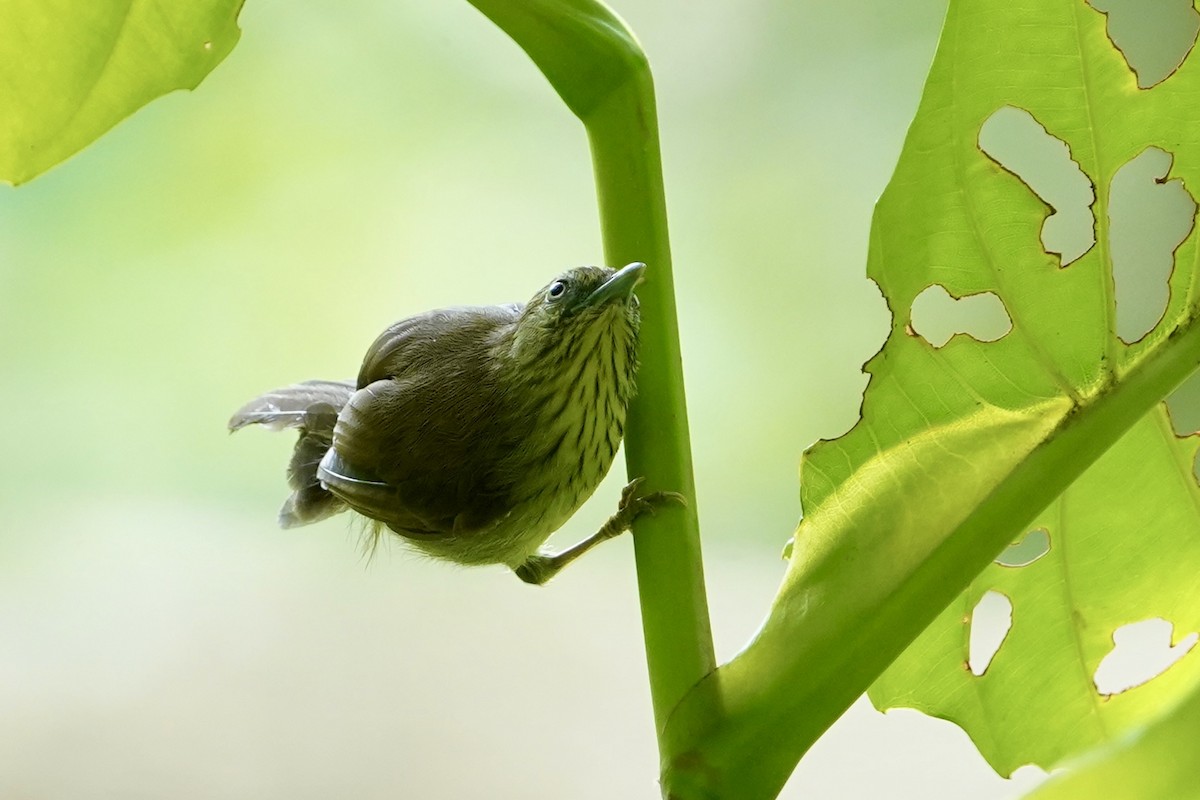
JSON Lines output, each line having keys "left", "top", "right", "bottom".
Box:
{"left": 229, "top": 262, "right": 684, "bottom": 584}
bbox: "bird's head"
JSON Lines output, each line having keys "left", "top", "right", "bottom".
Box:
{"left": 508, "top": 262, "right": 645, "bottom": 365}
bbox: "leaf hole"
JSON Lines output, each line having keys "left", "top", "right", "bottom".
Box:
{"left": 1165, "top": 371, "right": 1200, "bottom": 436}
{"left": 910, "top": 285, "right": 1012, "bottom": 348}
{"left": 968, "top": 590, "right": 1013, "bottom": 676}
{"left": 1088, "top": 0, "right": 1200, "bottom": 88}
{"left": 995, "top": 528, "right": 1050, "bottom": 568}
{"left": 978, "top": 107, "right": 1096, "bottom": 266}
{"left": 1110, "top": 147, "right": 1197, "bottom": 344}
{"left": 1093, "top": 618, "right": 1198, "bottom": 696}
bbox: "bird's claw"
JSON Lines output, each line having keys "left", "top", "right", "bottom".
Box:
{"left": 615, "top": 478, "right": 687, "bottom": 530}
{"left": 620, "top": 476, "right": 646, "bottom": 508}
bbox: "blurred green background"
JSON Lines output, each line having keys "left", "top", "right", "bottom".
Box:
{"left": 0, "top": 0, "right": 1053, "bottom": 797}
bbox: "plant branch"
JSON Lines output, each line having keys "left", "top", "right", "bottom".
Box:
{"left": 464, "top": 0, "right": 719, "bottom": 748}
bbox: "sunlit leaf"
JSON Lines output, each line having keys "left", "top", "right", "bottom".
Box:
{"left": 853, "top": 0, "right": 1200, "bottom": 776}
{"left": 0, "top": 0, "right": 244, "bottom": 185}
{"left": 664, "top": 0, "right": 1200, "bottom": 790}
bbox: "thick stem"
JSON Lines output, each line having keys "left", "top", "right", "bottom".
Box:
{"left": 464, "top": 0, "right": 718, "bottom": 750}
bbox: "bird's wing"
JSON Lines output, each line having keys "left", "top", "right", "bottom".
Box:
{"left": 356, "top": 303, "right": 522, "bottom": 387}
{"left": 326, "top": 304, "right": 525, "bottom": 538}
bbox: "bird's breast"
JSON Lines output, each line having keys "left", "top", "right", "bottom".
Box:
{"left": 486, "top": 321, "right": 638, "bottom": 565}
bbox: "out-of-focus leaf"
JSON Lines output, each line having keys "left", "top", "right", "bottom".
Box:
{"left": 1024, "top": 675, "right": 1200, "bottom": 800}
{"left": 0, "top": 0, "right": 243, "bottom": 185}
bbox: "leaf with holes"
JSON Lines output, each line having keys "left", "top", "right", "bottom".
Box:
{"left": 0, "top": 0, "right": 244, "bottom": 185}
{"left": 852, "top": 0, "right": 1200, "bottom": 776}
{"left": 665, "top": 0, "right": 1200, "bottom": 790}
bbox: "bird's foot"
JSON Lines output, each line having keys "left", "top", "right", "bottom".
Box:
{"left": 602, "top": 477, "right": 687, "bottom": 539}
{"left": 515, "top": 556, "right": 553, "bottom": 585}
{"left": 512, "top": 478, "right": 686, "bottom": 586}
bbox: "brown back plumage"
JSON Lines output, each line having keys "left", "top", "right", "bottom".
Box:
{"left": 318, "top": 304, "right": 526, "bottom": 537}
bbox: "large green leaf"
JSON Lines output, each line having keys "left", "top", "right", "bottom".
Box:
{"left": 863, "top": 0, "right": 1200, "bottom": 775}
{"left": 0, "top": 0, "right": 244, "bottom": 185}
{"left": 663, "top": 0, "right": 1200, "bottom": 795}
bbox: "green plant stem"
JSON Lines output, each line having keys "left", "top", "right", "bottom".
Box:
{"left": 589, "top": 74, "right": 721, "bottom": 737}
{"left": 464, "top": 0, "right": 718, "bottom": 745}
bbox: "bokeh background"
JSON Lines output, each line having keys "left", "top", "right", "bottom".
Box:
{"left": 0, "top": 0, "right": 1067, "bottom": 796}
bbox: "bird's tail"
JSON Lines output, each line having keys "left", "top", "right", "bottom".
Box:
{"left": 229, "top": 379, "right": 356, "bottom": 528}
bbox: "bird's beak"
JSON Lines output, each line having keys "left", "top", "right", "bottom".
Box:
{"left": 582, "top": 262, "right": 646, "bottom": 309}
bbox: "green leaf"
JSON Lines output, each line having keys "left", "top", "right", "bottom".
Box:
{"left": 863, "top": 0, "right": 1200, "bottom": 775}
{"left": 0, "top": 0, "right": 244, "bottom": 185}
{"left": 1024, "top": 674, "right": 1200, "bottom": 800}
{"left": 663, "top": 0, "right": 1200, "bottom": 795}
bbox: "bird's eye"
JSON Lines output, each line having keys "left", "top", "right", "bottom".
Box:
{"left": 548, "top": 280, "right": 568, "bottom": 300}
